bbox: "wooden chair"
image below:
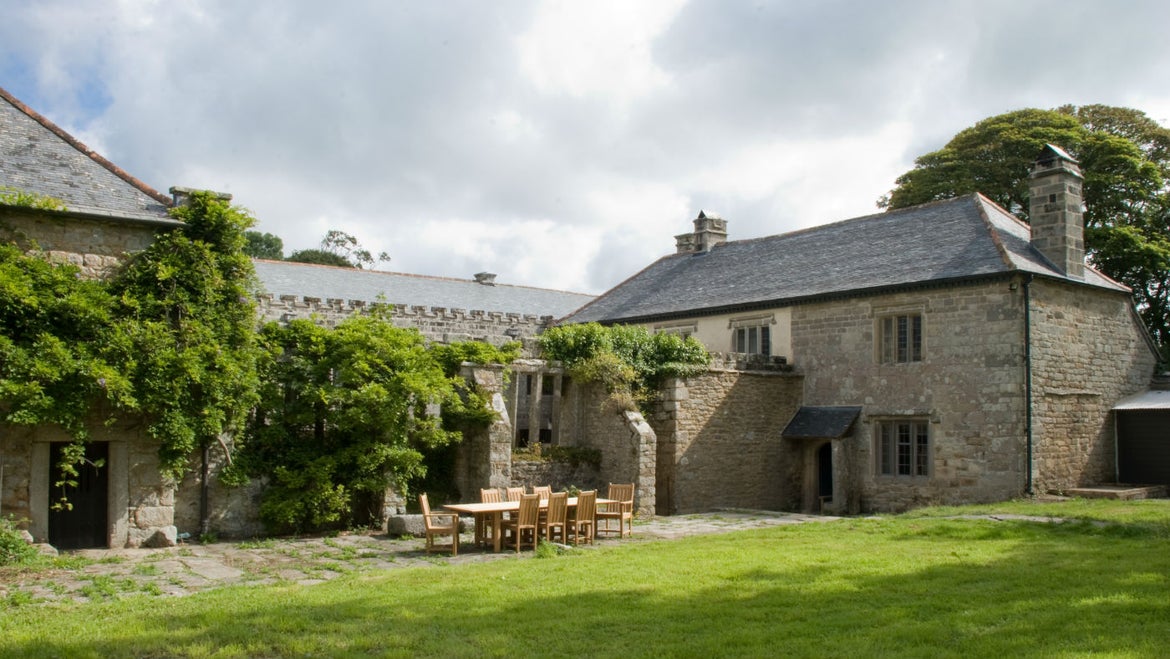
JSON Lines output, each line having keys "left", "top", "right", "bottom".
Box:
{"left": 505, "top": 487, "right": 525, "bottom": 502}
{"left": 477, "top": 488, "right": 503, "bottom": 547}
{"left": 596, "top": 483, "right": 634, "bottom": 538}
{"left": 569, "top": 490, "right": 596, "bottom": 545}
{"left": 532, "top": 485, "right": 552, "bottom": 501}
{"left": 543, "top": 491, "right": 569, "bottom": 544}
{"left": 419, "top": 493, "right": 459, "bottom": 556}
{"left": 501, "top": 493, "right": 540, "bottom": 553}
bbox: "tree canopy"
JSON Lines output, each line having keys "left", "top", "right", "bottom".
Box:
{"left": 881, "top": 105, "right": 1170, "bottom": 360}
{"left": 243, "top": 231, "right": 284, "bottom": 260}
{"left": 285, "top": 230, "right": 390, "bottom": 269}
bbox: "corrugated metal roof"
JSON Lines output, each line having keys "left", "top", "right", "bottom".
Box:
{"left": 1113, "top": 389, "right": 1170, "bottom": 411}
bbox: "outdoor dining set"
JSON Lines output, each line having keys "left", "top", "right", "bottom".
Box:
{"left": 417, "top": 483, "right": 635, "bottom": 555}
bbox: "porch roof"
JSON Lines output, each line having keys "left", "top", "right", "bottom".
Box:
{"left": 781, "top": 406, "right": 862, "bottom": 439}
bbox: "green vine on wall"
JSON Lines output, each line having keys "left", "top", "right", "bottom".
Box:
{"left": 538, "top": 322, "right": 709, "bottom": 415}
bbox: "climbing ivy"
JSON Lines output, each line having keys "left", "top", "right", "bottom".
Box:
{"left": 539, "top": 322, "right": 709, "bottom": 414}
{"left": 107, "top": 191, "right": 263, "bottom": 480}
{"left": 235, "top": 310, "right": 513, "bottom": 534}
{"left": 0, "top": 186, "right": 67, "bottom": 212}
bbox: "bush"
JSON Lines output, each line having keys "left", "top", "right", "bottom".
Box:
{"left": 0, "top": 517, "right": 36, "bottom": 566}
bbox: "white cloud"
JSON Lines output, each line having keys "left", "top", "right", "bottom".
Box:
{"left": 3, "top": 0, "right": 1170, "bottom": 297}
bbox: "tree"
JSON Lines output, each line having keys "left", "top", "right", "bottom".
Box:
{"left": 108, "top": 191, "right": 264, "bottom": 533}
{"left": 285, "top": 230, "right": 390, "bottom": 269}
{"left": 881, "top": 106, "right": 1170, "bottom": 361}
{"left": 243, "top": 231, "right": 284, "bottom": 260}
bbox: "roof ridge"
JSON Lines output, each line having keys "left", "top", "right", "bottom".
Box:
{"left": 253, "top": 259, "right": 593, "bottom": 297}
{"left": 0, "top": 85, "right": 172, "bottom": 209}
{"left": 708, "top": 193, "right": 985, "bottom": 250}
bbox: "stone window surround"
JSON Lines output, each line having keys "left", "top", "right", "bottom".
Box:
{"left": 728, "top": 313, "right": 776, "bottom": 356}
{"left": 872, "top": 417, "right": 933, "bottom": 478}
{"left": 874, "top": 303, "right": 926, "bottom": 364}
{"left": 653, "top": 321, "right": 697, "bottom": 338}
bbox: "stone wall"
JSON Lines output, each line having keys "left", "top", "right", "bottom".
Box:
{"left": 0, "top": 208, "right": 173, "bottom": 279}
{"left": 173, "top": 442, "right": 266, "bottom": 540}
{"left": 256, "top": 295, "right": 554, "bottom": 350}
{"left": 558, "top": 380, "right": 657, "bottom": 515}
{"left": 1029, "top": 279, "right": 1158, "bottom": 492}
{"left": 652, "top": 367, "right": 803, "bottom": 515}
{"left": 792, "top": 279, "right": 1029, "bottom": 512}
{"left": 0, "top": 418, "right": 177, "bottom": 548}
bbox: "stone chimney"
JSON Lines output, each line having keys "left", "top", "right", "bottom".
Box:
{"left": 169, "top": 186, "right": 233, "bottom": 207}
{"left": 1028, "top": 144, "right": 1084, "bottom": 279}
{"left": 675, "top": 210, "right": 728, "bottom": 254}
{"left": 474, "top": 272, "right": 497, "bottom": 286}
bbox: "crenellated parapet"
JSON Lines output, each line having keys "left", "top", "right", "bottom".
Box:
{"left": 255, "top": 294, "right": 556, "bottom": 352}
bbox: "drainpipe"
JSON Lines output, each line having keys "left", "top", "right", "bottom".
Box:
{"left": 1023, "top": 274, "right": 1034, "bottom": 495}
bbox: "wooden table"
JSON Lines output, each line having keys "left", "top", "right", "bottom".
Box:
{"left": 444, "top": 497, "right": 614, "bottom": 552}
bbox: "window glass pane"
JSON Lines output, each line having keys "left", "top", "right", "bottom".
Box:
{"left": 881, "top": 317, "right": 893, "bottom": 363}
{"left": 912, "top": 315, "right": 922, "bottom": 362}
{"left": 896, "top": 316, "right": 908, "bottom": 362}
{"left": 748, "top": 327, "right": 758, "bottom": 354}
{"left": 880, "top": 426, "right": 892, "bottom": 475}
{"left": 897, "top": 423, "right": 911, "bottom": 475}
{"left": 735, "top": 328, "right": 745, "bottom": 353}
{"left": 761, "top": 326, "right": 771, "bottom": 356}
{"left": 915, "top": 423, "right": 929, "bottom": 476}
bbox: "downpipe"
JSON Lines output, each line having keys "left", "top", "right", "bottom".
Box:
{"left": 1023, "top": 274, "right": 1034, "bottom": 496}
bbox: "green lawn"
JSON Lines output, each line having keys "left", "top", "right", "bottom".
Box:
{"left": 2, "top": 499, "right": 1169, "bottom": 658}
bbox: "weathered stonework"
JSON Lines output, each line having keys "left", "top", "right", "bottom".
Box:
{"left": 1029, "top": 279, "right": 1158, "bottom": 493}
{"left": 256, "top": 295, "right": 554, "bottom": 352}
{"left": 651, "top": 369, "right": 803, "bottom": 515}
{"left": 0, "top": 208, "right": 173, "bottom": 279}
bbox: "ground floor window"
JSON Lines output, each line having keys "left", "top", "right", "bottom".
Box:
{"left": 733, "top": 325, "right": 770, "bottom": 356}
{"left": 876, "top": 420, "right": 930, "bottom": 477}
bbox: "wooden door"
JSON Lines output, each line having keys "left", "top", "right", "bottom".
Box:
{"left": 48, "top": 441, "right": 109, "bottom": 549}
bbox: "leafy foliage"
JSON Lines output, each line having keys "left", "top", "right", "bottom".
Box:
{"left": 0, "top": 517, "right": 37, "bottom": 566}
{"left": 0, "top": 186, "right": 66, "bottom": 212}
{"left": 285, "top": 230, "right": 389, "bottom": 269}
{"left": 237, "top": 312, "right": 502, "bottom": 533}
{"left": 243, "top": 231, "right": 284, "bottom": 260}
{"left": 0, "top": 244, "right": 133, "bottom": 438}
{"left": 539, "top": 322, "right": 709, "bottom": 413}
{"left": 881, "top": 105, "right": 1170, "bottom": 360}
{"left": 107, "top": 191, "right": 264, "bottom": 479}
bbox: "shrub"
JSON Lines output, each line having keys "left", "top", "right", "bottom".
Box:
{"left": 0, "top": 517, "right": 36, "bottom": 566}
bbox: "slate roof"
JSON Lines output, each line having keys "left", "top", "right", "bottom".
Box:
{"left": 0, "top": 86, "right": 172, "bottom": 221}
{"left": 567, "top": 194, "right": 1128, "bottom": 324}
{"left": 781, "top": 406, "right": 863, "bottom": 439}
{"left": 254, "top": 259, "right": 596, "bottom": 318}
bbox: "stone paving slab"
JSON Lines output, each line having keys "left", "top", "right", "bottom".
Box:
{"left": 0, "top": 510, "right": 833, "bottom": 605}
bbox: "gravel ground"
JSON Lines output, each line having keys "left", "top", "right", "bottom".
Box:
{"left": 1, "top": 510, "right": 836, "bottom": 605}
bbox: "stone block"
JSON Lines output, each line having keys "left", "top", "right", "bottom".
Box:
{"left": 133, "top": 505, "right": 174, "bottom": 530}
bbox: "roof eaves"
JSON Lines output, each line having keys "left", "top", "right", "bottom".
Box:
{"left": 591, "top": 272, "right": 1019, "bottom": 326}
{"left": 0, "top": 203, "right": 184, "bottom": 229}
{"left": 0, "top": 86, "right": 173, "bottom": 210}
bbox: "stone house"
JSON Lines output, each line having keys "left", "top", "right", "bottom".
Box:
{"left": 566, "top": 145, "right": 1161, "bottom": 514}
{"left": 0, "top": 85, "right": 596, "bottom": 546}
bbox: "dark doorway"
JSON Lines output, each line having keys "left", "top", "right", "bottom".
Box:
{"left": 816, "top": 442, "right": 833, "bottom": 504}
{"left": 48, "top": 441, "right": 109, "bottom": 549}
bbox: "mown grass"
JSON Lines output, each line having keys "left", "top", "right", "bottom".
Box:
{"left": 1, "top": 500, "right": 1168, "bottom": 658}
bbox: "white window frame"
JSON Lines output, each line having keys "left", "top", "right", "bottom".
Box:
{"left": 654, "top": 322, "right": 697, "bottom": 340}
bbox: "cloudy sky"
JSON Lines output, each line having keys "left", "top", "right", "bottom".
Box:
{"left": 3, "top": 1, "right": 1170, "bottom": 294}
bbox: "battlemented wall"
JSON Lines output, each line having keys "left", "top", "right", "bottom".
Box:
{"left": 1029, "top": 279, "right": 1158, "bottom": 492}
{"left": 256, "top": 294, "right": 555, "bottom": 348}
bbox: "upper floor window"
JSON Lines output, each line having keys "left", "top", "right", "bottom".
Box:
{"left": 733, "top": 324, "right": 770, "bottom": 356}
{"left": 879, "top": 314, "right": 922, "bottom": 363}
{"left": 876, "top": 419, "right": 930, "bottom": 477}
